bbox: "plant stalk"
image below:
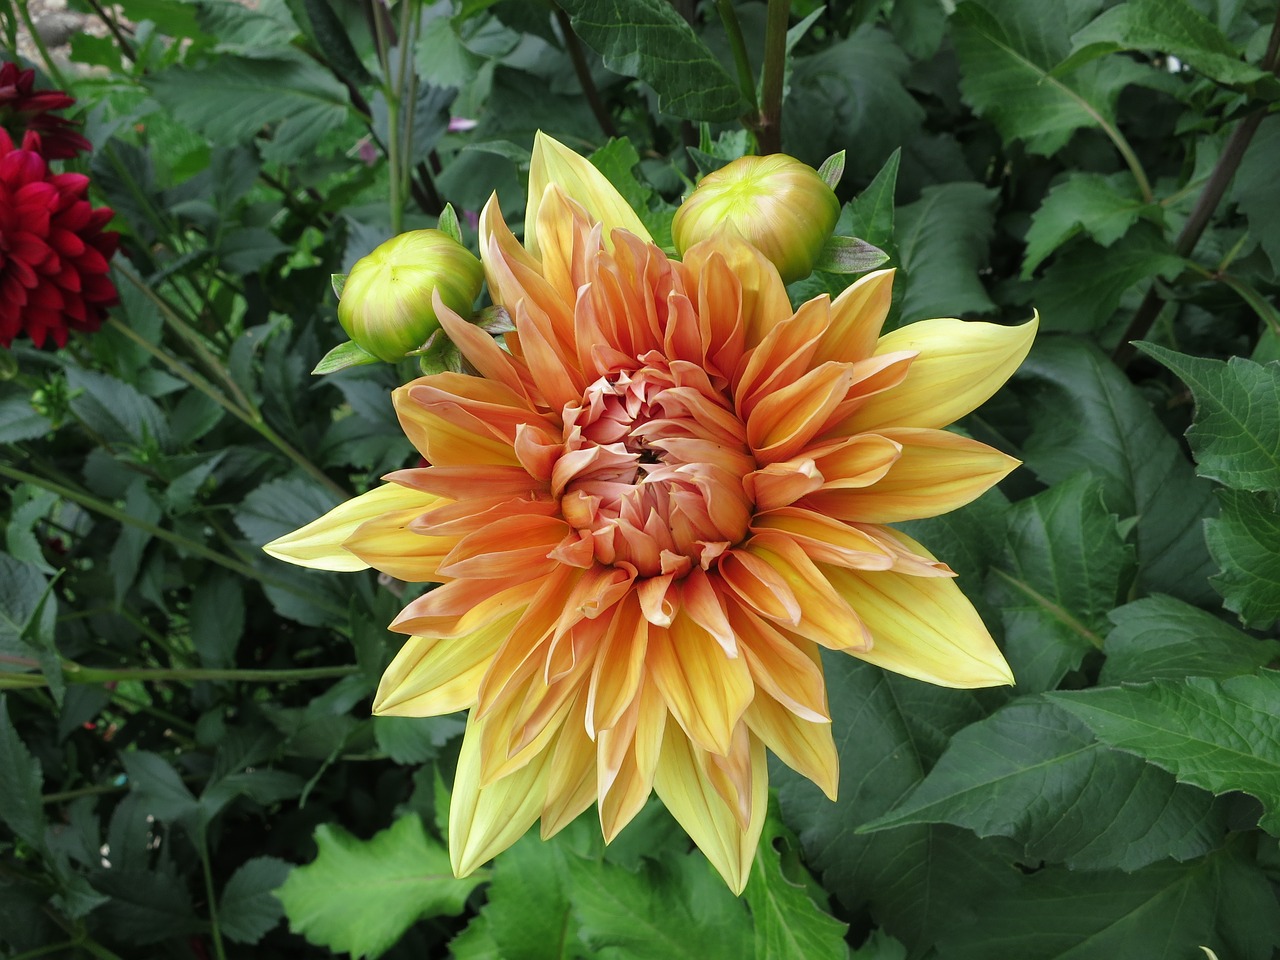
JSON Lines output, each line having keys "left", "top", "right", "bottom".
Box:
{"left": 757, "top": 0, "right": 790, "bottom": 154}
{"left": 555, "top": 5, "right": 619, "bottom": 140}
{"left": 716, "top": 0, "right": 758, "bottom": 116}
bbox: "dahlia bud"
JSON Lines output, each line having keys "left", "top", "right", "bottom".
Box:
{"left": 337, "top": 230, "right": 483, "bottom": 362}
{"left": 672, "top": 154, "right": 840, "bottom": 283}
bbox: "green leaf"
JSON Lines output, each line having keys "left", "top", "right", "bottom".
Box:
{"left": 122, "top": 751, "right": 203, "bottom": 830}
{"left": 0, "top": 555, "right": 55, "bottom": 658}
{"left": 1101, "top": 595, "right": 1280, "bottom": 684}
{"left": 778, "top": 655, "right": 1017, "bottom": 954}
{"left": 1051, "top": 671, "right": 1280, "bottom": 834}
{"left": 569, "top": 852, "right": 754, "bottom": 960}
{"left": 0, "top": 696, "right": 45, "bottom": 850}
{"left": 373, "top": 715, "right": 465, "bottom": 765}
{"left": 952, "top": 0, "right": 1147, "bottom": 155}
{"left": 1205, "top": 489, "right": 1280, "bottom": 629}
{"left": 312, "top": 339, "right": 382, "bottom": 375}
{"left": 438, "top": 204, "right": 463, "bottom": 245}
{"left": 817, "top": 150, "right": 846, "bottom": 190}
{"left": 556, "top": 0, "right": 746, "bottom": 122}
{"left": 896, "top": 182, "right": 998, "bottom": 323}
{"left": 932, "top": 844, "right": 1280, "bottom": 959}
{"left": 1069, "top": 0, "right": 1275, "bottom": 88}
{"left": 190, "top": 574, "right": 245, "bottom": 670}
{"left": 1231, "top": 116, "right": 1280, "bottom": 276}
{"left": 987, "top": 474, "right": 1135, "bottom": 692}
{"left": 862, "top": 699, "right": 1228, "bottom": 871}
{"left": 66, "top": 366, "right": 171, "bottom": 450}
{"left": 1022, "top": 172, "right": 1160, "bottom": 276}
{"left": 148, "top": 52, "right": 352, "bottom": 164}
{"left": 277, "top": 814, "right": 482, "bottom": 959}
{"left": 1034, "top": 222, "right": 1185, "bottom": 333}
{"left": 1138, "top": 345, "right": 1280, "bottom": 492}
{"left": 813, "top": 236, "right": 891, "bottom": 274}
{"left": 93, "top": 867, "right": 199, "bottom": 945}
{"left": 0, "top": 395, "right": 52, "bottom": 443}
{"left": 846, "top": 148, "right": 899, "bottom": 252}
{"left": 1016, "top": 337, "right": 1217, "bottom": 603}
{"left": 744, "top": 805, "right": 849, "bottom": 960}
{"left": 219, "top": 856, "right": 292, "bottom": 944}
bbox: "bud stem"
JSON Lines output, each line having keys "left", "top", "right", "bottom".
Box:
{"left": 757, "top": 0, "right": 790, "bottom": 154}
{"left": 716, "top": 0, "right": 759, "bottom": 117}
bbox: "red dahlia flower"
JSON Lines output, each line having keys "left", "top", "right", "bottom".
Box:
{"left": 0, "top": 63, "right": 92, "bottom": 161}
{"left": 0, "top": 129, "right": 119, "bottom": 349}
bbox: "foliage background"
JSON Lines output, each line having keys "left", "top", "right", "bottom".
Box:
{"left": 2, "top": 0, "right": 1280, "bottom": 957}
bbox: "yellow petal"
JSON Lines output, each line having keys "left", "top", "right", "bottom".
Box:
{"left": 598, "top": 673, "right": 666, "bottom": 842}
{"left": 372, "top": 608, "right": 522, "bottom": 717}
{"left": 526, "top": 132, "right": 650, "bottom": 258}
{"left": 449, "top": 711, "right": 553, "bottom": 878}
{"left": 541, "top": 694, "right": 598, "bottom": 838}
{"left": 821, "top": 533, "right": 1014, "bottom": 687}
{"left": 845, "top": 314, "right": 1038, "bottom": 431}
{"left": 262, "top": 483, "right": 438, "bottom": 571}
{"left": 744, "top": 694, "right": 838, "bottom": 800}
{"left": 652, "top": 724, "right": 767, "bottom": 895}
{"left": 810, "top": 427, "right": 1019, "bottom": 523}
{"left": 812, "top": 267, "right": 896, "bottom": 365}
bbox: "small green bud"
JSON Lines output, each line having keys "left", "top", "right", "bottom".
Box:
{"left": 337, "top": 230, "right": 484, "bottom": 363}
{"left": 672, "top": 154, "right": 841, "bottom": 283}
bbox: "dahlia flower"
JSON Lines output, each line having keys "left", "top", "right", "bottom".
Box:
{"left": 0, "top": 63, "right": 92, "bottom": 161}
{"left": 267, "top": 133, "right": 1036, "bottom": 892}
{"left": 0, "top": 129, "right": 119, "bottom": 349}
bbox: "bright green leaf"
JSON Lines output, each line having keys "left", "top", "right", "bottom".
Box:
{"left": 1051, "top": 671, "right": 1280, "bottom": 834}
{"left": 1101, "top": 595, "right": 1280, "bottom": 684}
{"left": 1138, "top": 345, "right": 1280, "bottom": 492}
{"left": 1022, "top": 172, "right": 1159, "bottom": 276}
{"left": 556, "top": 0, "right": 745, "bottom": 122}
{"left": 219, "top": 856, "right": 292, "bottom": 945}
{"left": 1205, "top": 489, "right": 1280, "bottom": 629}
{"left": 846, "top": 148, "right": 899, "bottom": 253}
{"left": 277, "top": 814, "right": 482, "bottom": 959}
{"left": 312, "top": 340, "right": 382, "bottom": 375}
{"left": 987, "top": 474, "right": 1135, "bottom": 692}
{"left": 862, "top": 699, "right": 1227, "bottom": 871}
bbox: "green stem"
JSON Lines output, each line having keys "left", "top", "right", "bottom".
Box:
{"left": 757, "top": 0, "right": 789, "bottom": 154}
{"left": 0, "top": 462, "right": 347, "bottom": 618}
{"left": 372, "top": 3, "right": 403, "bottom": 234}
{"left": 199, "top": 827, "right": 229, "bottom": 960}
{"left": 6, "top": 940, "right": 79, "bottom": 960}
{"left": 716, "top": 0, "right": 758, "bottom": 116}
{"left": 14, "top": 0, "right": 69, "bottom": 88}
{"left": 5, "top": 657, "right": 358, "bottom": 687}
{"left": 554, "top": 5, "right": 619, "bottom": 140}
{"left": 43, "top": 774, "right": 204, "bottom": 806}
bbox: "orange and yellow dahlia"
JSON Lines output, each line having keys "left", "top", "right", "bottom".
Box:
{"left": 266, "top": 133, "right": 1036, "bottom": 892}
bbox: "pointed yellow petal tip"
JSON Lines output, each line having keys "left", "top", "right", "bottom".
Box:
{"left": 526, "top": 131, "right": 650, "bottom": 257}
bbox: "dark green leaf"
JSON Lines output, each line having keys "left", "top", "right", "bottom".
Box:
{"left": 1051, "top": 670, "right": 1280, "bottom": 834}
{"left": 373, "top": 715, "right": 465, "bottom": 765}
{"left": 66, "top": 366, "right": 171, "bottom": 450}
{"left": 1022, "top": 172, "right": 1160, "bottom": 276}
{"left": 896, "top": 182, "right": 998, "bottom": 322}
{"left": 848, "top": 152, "right": 900, "bottom": 257}
{"left": 0, "top": 555, "right": 54, "bottom": 657}
{"left": 0, "top": 696, "right": 45, "bottom": 850}
{"left": 122, "top": 751, "right": 203, "bottom": 829}
{"left": 218, "top": 226, "right": 290, "bottom": 275}
{"left": 745, "top": 805, "right": 848, "bottom": 960}
{"left": 297, "top": 0, "right": 374, "bottom": 85}
{"left": 1034, "top": 223, "right": 1185, "bottom": 334}
{"left": 862, "top": 699, "right": 1228, "bottom": 871}
{"left": 1015, "top": 337, "right": 1217, "bottom": 602}
{"left": 933, "top": 844, "right": 1280, "bottom": 959}
{"left": 0, "top": 395, "right": 52, "bottom": 443}
{"left": 148, "top": 52, "right": 352, "bottom": 164}
{"left": 1101, "top": 595, "right": 1280, "bottom": 683}
{"left": 952, "top": 0, "right": 1147, "bottom": 154}
{"left": 1205, "top": 489, "right": 1280, "bottom": 629}
{"left": 569, "top": 852, "right": 754, "bottom": 960}
{"left": 1138, "top": 345, "right": 1280, "bottom": 492}
{"left": 556, "top": 0, "right": 746, "bottom": 122}
{"left": 219, "top": 856, "right": 292, "bottom": 945}
{"left": 987, "top": 474, "right": 1134, "bottom": 692}
{"left": 1231, "top": 116, "right": 1280, "bottom": 275}
{"left": 92, "top": 868, "right": 199, "bottom": 945}
{"left": 1070, "top": 0, "right": 1274, "bottom": 88}
{"left": 190, "top": 574, "right": 244, "bottom": 670}
{"left": 277, "top": 814, "right": 482, "bottom": 959}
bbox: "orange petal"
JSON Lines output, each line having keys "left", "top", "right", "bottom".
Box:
{"left": 262, "top": 483, "right": 439, "bottom": 571}
{"left": 717, "top": 548, "right": 802, "bottom": 625}
{"left": 437, "top": 515, "right": 569, "bottom": 580}
{"left": 727, "top": 605, "right": 829, "bottom": 723}
{"left": 747, "top": 361, "right": 858, "bottom": 464}
{"left": 811, "top": 267, "right": 896, "bottom": 365}
{"left": 647, "top": 613, "right": 753, "bottom": 756}
{"left": 844, "top": 315, "right": 1038, "bottom": 431}
{"left": 390, "top": 577, "right": 539, "bottom": 637}
{"left": 750, "top": 507, "right": 895, "bottom": 570}
{"left": 385, "top": 464, "right": 545, "bottom": 501}
{"left": 598, "top": 674, "right": 666, "bottom": 842}
{"left": 743, "top": 458, "right": 825, "bottom": 512}
{"left": 680, "top": 235, "right": 791, "bottom": 351}
{"left": 652, "top": 723, "right": 767, "bottom": 895}
{"left": 745, "top": 534, "right": 871, "bottom": 651}
{"left": 734, "top": 295, "right": 830, "bottom": 417}
{"left": 744, "top": 694, "right": 838, "bottom": 800}
{"left": 393, "top": 385, "right": 521, "bottom": 467}
{"left": 586, "top": 594, "right": 649, "bottom": 738}
{"left": 526, "top": 131, "right": 650, "bottom": 258}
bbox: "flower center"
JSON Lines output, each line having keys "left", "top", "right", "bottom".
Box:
{"left": 556, "top": 352, "right": 754, "bottom": 579}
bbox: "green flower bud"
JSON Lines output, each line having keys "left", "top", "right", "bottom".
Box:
{"left": 337, "top": 229, "right": 484, "bottom": 363}
{"left": 672, "top": 154, "right": 840, "bottom": 283}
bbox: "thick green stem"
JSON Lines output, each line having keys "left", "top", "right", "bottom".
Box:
{"left": 716, "top": 0, "right": 758, "bottom": 116}
{"left": 757, "top": 0, "right": 790, "bottom": 154}
{"left": 199, "top": 828, "right": 229, "bottom": 960}
{"left": 4, "top": 657, "right": 358, "bottom": 687}
{"left": 555, "top": 5, "right": 618, "bottom": 140}
{"left": 14, "top": 0, "right": 69, "bottom": 88}
{"left": 0, "top": 463, "right": 347, "bottom": 618}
